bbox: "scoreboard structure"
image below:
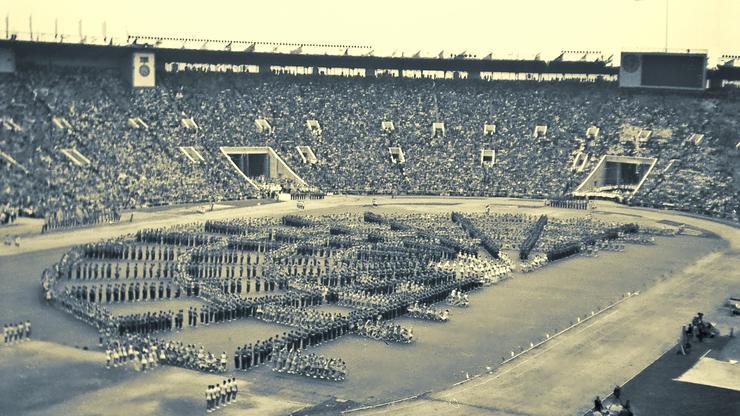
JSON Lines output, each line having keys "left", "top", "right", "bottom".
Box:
{"left": 619, "top": 52, "right": 707, "bottom": 91}
{"left": 129, "top": 51, "right": 156, "bottom": 88}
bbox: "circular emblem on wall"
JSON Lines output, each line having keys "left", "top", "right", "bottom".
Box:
{"left": 139, "top": 65, "right": 151, "bottom": 77}
{"left": 621, "top": 54, "right": 640, "bottom": 73}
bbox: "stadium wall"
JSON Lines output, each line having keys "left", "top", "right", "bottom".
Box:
{"left": 0, "top": 48, "right": 15, "bottom": 72}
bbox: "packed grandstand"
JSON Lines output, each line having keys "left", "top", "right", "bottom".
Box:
{"left": 1, "top": 37, "right": 739, "bottom": 416}
{"left": 1, "top": 51, "right": 739, "bottom": 227}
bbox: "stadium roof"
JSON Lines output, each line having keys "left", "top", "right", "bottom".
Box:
{"left": 2, "top": 39, "right": 616, "bottom": 76}
{"left": 3, "top": 39, "right": 740, "bottom": 81}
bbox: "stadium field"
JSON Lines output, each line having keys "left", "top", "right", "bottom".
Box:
{"left": 0, "top": 196, "right": 737, "bottom": 416}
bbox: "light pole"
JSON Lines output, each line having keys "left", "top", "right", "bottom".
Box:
{"left": 664, "top": 0, "right": 669, "bottom": 52}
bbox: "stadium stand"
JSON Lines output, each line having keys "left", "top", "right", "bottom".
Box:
{"left": 1, "top": 65, "right": 738, "bottom": 223}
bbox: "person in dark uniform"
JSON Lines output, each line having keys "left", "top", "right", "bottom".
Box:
{"left": 613, "top": 385, "right": 622, "bottom": 403}
{"left": 594, "top": 396, "right": 604, "bottom": 413}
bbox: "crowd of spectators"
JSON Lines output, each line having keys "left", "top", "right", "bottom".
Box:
{"left": 0, "top": 204, "right": 20, "bottom": 225}
{"left": 1, "top": 67, "right": 255, "bottom": 225}
{"left": 3, "top": 66, "right": 737, "bottom": 225}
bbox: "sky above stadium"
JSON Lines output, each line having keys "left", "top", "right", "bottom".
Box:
{"left": 2, "top": 0, "right": 738, "bottom": 62}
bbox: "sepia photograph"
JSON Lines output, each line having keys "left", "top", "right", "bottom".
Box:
{"left": 0, "top": 1, "right": 739, "bottom": 415}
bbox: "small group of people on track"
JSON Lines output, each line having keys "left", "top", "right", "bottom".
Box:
{"left": 206, "top": 378, "right": 238, "bottom": 413}
{"left": 3, "top": 321, "right": 31, "bottom": 345}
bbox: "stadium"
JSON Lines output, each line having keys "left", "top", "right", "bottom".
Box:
{"left": 1, "top": 2, "right": 739, "bottom": 416}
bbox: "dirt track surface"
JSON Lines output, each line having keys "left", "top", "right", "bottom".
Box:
{"left": 0, "top": 196, "right": 737, "bottom": 416}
